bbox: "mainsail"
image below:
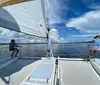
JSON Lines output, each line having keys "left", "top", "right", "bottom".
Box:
{"left": 0, "top": 0, "right": 47, "bottom": 37}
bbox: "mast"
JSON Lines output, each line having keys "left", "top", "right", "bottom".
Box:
{"left": 46, "top": 28, "right": 54, "bottom": 58}
{"left": 45, "top": 0, "right": 53, "bottom": 58}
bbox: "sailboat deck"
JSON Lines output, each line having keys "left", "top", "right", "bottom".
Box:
{"left": 0, "top": 57, "right": 18, "bottom": 69}
{"left": 0, "top": 58, "right": 41, "bottom": 85}
{"left": 0, "top": 58, "right": 11, "bottom": 64}
{"left": 59, "top": 59, "right": 100, "bottom": 85}
{"left": 20, "top": 58, "right": 55, "bottom": 85}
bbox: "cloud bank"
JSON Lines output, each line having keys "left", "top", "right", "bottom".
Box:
{"left": 50, "top": 28, "right": 65, "bottom": 43}
{"left": 0, "top": 27, "right": 47, "bottom": 43}
{"left": 66, "top": 10, "right": 100, "bottom": 33}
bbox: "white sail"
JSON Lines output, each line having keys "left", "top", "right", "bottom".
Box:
{"left": 0, "top": 0, "right": 47, "bottom": 37}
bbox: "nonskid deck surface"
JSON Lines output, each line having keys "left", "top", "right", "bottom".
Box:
{"left": 59, "top": 60, "right": 100, "bottom": 85}
{"left": 0, "top": 58, "right": 41, "bottom": 85}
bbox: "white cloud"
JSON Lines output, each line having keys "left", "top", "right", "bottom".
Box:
{"left": 50, "top": 28, "right": 59, "bottom": 42}
{"left": 46, "top": 0, "right": 68, "bottom": 25}
{"left": 50, "top": 28, "right": 65, "bottom": 43}
{"left": 0, "top": 27, "right": 11, "bottom": 36}
{"left": 59, "top": 38, "right": 65, "bottom": 43}
{"left": 71, "top": 34, "right": 98, "bottom": 38}
{"left": 0, "top": 27, "right": 65, "bottom": 43}
{"left": 66, "top": 10, "right": 100, "bottom": 33}
{"left": 65, "top": 33, "right": 100, "bottom": 42}
{"left": 0, "top": 27, "right": 47, "bottom": 43}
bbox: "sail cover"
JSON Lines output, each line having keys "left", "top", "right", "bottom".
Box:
{"left": 0, "top": 0, "right": 47, "bottom": 37}
{"left": 0, "top": 0, "right": 32, "bottom": 8}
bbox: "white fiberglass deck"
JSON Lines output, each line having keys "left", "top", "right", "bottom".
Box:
{"left": 59, "top": 59, "right": 100, "bottom": 85}
{"left": 20, "top": 58, "right": 55, "bottom": 85}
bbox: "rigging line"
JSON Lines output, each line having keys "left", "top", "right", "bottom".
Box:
{"left": 67, "top": 40, "right": 82, "bottom": 53}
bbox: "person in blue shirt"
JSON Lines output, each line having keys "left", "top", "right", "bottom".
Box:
{"left": 89, "top": 35, "right": 100, "bottom": 58}
{"left": 9, "top": 39, "right": 19, "bottom": 57}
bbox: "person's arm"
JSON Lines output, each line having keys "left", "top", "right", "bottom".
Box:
{"left": 88, "top": 40, "right": 94, "bottom": 48}
{"left": 14, "top": 43, "right": 22, "bottom": 47}
{"left": 14, "top": 42, "right": 17, "bottom": 47}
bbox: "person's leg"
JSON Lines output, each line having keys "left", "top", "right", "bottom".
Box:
{"left": 11, "top": 51, "right": 15, "bottom": 57}
{"left": 15, "top": 48, "right": 19, "bottom": 57}
{"left": 89, "top": 49, "right": 93, "bottom": 56}
{"left": 93, "top": 50, "right": 96, "bottom": 56}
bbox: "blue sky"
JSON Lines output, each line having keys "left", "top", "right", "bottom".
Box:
{"left": 0, "top": 0, "right": 100, "bottom": 43}
{"left": 46, "top": 0, "right": 100, "bottom": 42}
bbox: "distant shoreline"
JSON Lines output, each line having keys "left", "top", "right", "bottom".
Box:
{"left": 0, "top": 42, "right": 92, "bottom": 45}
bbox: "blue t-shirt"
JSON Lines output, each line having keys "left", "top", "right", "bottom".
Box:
{"left": 93, "top": 38, "right": 100, "bottom": 47}
{"left": 9, "top": 42, "right": 16, "bottom": 50}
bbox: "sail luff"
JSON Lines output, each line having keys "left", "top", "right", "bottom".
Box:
{"left": 41, "top": 0, "right": 47, "bottom": 28}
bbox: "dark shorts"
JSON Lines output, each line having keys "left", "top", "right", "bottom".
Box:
{"left": 9, "top": 48, "right": 16, "bottom": 51}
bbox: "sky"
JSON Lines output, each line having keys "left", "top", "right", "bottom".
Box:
{"left": 46, "top": 0, "right": 100, "bottom": 42}
{"left": 0, "top": 0, "right": 100, "bottom": 43}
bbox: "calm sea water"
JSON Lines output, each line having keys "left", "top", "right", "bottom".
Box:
{"left": 0, "top": 43, "right": 100, "bottom": 65}
{"left": 0, "top": 43, "right": 91, "bottom": 58}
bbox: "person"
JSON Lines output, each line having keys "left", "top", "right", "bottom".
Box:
{"left": 89, "top": 35, "right": 100, "bottom": 58}
{"left": 9, "top": 39, "right": 19, "bottom": 57}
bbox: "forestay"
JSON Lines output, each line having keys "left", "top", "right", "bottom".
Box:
{"left": 0, "top": 0, "right": 47, "bottom": 37}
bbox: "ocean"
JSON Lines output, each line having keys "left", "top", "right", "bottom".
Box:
{"left": 0, "top": 43, "right": 100, "bottom": 65}
{"left": 0, "top": 43, "right": 90, "bottom": 58}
